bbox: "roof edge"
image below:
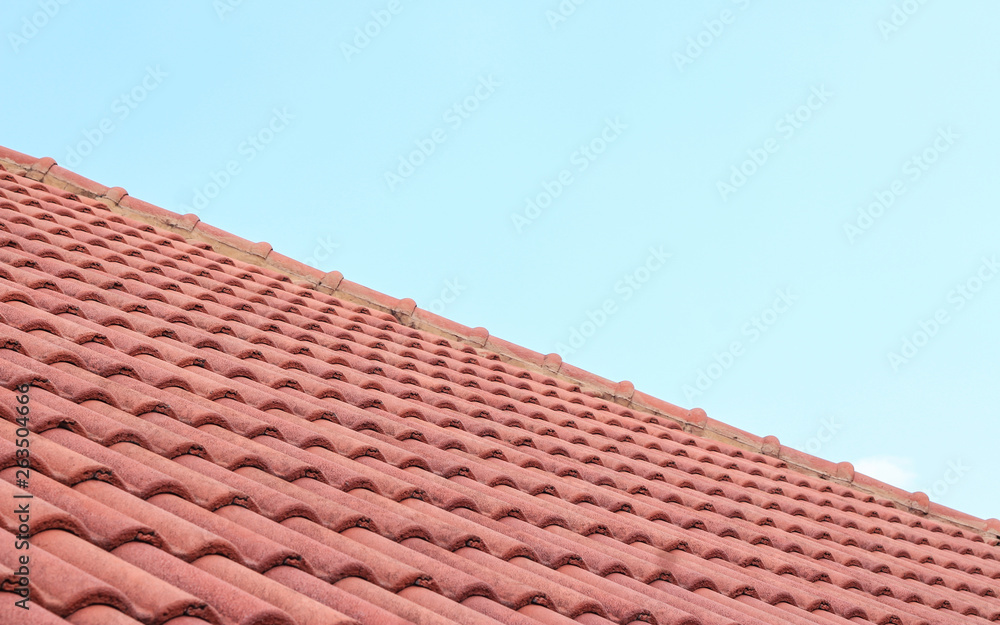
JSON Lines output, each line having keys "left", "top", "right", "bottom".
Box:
{"left": 3, "top": 147, "right": 997, "bottom": 544}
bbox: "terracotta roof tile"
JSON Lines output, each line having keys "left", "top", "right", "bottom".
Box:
{"left": 214, "top": 505, "right": 372, "bottom": 583}
{"left": 151, "top": 496, "right": 301, "bottom": 573}
{"left": 2, "top": 420, "right": 115, "bottom": 486}
{"left": 74, "top": 480, "right": 240, "bottom": 563}
{"left": 194, "top": 557, "right": 358, "bottom": 625}
{"left": 34, "top": 529, "right": 217, "bottom": 624}
{"left": 113, "top": 544, "right": 294, "bottom": 625}
{"left": 0, "top": 527, "right": 132, "bottom": 618}
{"left": 64, "top": 604, "right": 150, "bottom": 625}
{"left": 5, "top": 470, "right": 153, "bottom": 550}
{"left": 1, "top": 151, "right": 999, "bottom": 624}
{"left": 0, "top": 593, "right": 71, "bottom": 624}
{"left": 0, "top": 471, "right": 87, "bottom": 539}
{"left": 263, "top": 566, "right": 414, "bottom": 625}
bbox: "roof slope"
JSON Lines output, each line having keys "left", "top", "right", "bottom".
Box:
{"left": 1, "top": 146, "right": 999, "bottom": 625}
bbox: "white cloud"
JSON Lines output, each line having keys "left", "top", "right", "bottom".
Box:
{"left": 852, "top": 456, "right": 918, "bottom": 490}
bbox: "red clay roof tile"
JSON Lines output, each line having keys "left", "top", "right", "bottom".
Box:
{"left": 115, "top": 544, "right": 294, "bottom": 625}
{"left": 0, "top": 527, "right": 133, "bottom": 618}
{"left": 75, "top": 480, "right": 240, "bottom": 563}
{"left": 1, "top": 151, "right": 998, "bottom": 624}
{"left": 7, "top": 470, "right": 153, "bottom": 550}
{"left": 65, "top": 604, "right": 151, "bottom": 625}
{"left": 0, "top": 471, "right": 87, "bottom": 539}
{"left": 264, "top": 566, "right": 414, "bottom": 625}
{"left": 195, "top": 557, "right": 357, "bottom": 625}
{"left": 34, "top": 529, "right": 216, "bottom": 625}
{"left": 235, "top": 467, "right": 366, "bottom": 530}
{"left": 0, "top": 593, "right": 73, "bottom": 624}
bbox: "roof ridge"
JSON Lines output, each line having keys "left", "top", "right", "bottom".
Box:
{"left": 3, "top": 144, "right": 998, "bottom": 542}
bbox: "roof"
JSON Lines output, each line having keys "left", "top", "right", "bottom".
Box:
{"left": 1, "top": 144, "right": 998, "bottom": 625}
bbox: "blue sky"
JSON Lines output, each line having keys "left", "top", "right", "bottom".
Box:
{"left": 3, "top": 1, "right": 998, "bottom": 521}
